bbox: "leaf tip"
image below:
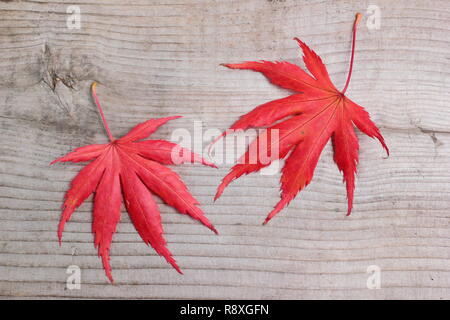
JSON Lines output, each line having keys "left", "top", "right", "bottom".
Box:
{"left": 104, "top": 264, "right": 114, "bottom": 283}
{"left": 203, "top": 157, "right": 218, "bottom": 168}
{"left": 211, "top": 225, "right": 219, "bottom": 235}
{"left": 213, "top": 189, "right": 222, "bottom": 202}
{"left": 57, "top": 223, "right": 64, "bottom": 245}
{"left": 355, "top": 13, "right": 363, "bottom": 27}
{"left": 293, "top": 37, "right": 303, "bottom": 45}
{"left": 208, "top": 131, "right": 226, "bottom": 156}
{"left": 171, "top": 261, "right": 183, "bottom": 275}
{"left": 50, "top": 156, "right": 64, "bottom": 165}
{"left": 378, "top": 138, "right": 389, "bottom": 157}
{"left": 165, "top": 115, "right": 183, "bottom": 124}
{"left": 346, "top": 207, "right": 353, "bottom": 216}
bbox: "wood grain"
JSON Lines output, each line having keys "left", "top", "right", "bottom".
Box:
{"left": 1, "top": 0, "right": 450, "bottom": 299}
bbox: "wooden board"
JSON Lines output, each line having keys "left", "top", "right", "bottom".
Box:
{"left": 1, "top": 0, "right": 450, "bottom": 299}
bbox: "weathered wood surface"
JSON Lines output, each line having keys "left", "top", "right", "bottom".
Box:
{"left": 1, "top": 0, "right": 450, "bottom": 299}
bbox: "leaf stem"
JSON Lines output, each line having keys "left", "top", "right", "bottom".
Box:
{"left": 91, "top": 82, "right": 114, "bottom": 142}
{"left": 341, "top": 13, "right": 362, "bottom": 94}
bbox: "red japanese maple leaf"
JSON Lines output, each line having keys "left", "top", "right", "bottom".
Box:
{"left": 212, "top": 13, "right": 389, "bottom": 223}
{"left": 52, "top": 83, "right": 217, "bottom": 282}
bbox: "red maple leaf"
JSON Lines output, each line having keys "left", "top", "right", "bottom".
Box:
{"left": 212, "top": 13, "right": 389, "bottom": 223}
{"left": 52, "top": 83, "right": 217, "bottom": 282}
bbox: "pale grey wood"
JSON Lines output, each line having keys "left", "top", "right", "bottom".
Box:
{"left": 0, "top": 0, "right": 450, "bottom": 299}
